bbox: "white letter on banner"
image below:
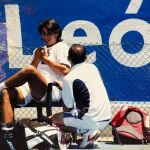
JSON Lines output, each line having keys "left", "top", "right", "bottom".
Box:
{"left": 62, "top": 20, "right": 102, "bottom": 46}
{"left": 109, "top": 19, "right": 150, "bottom": 67}
{"left": 126, "top": 0, "right": 143, "bottom": 14}
{"left": 5, "top": 4, "right": 32, "bottom": 68}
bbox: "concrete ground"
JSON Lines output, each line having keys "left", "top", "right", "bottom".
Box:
{"left": 69, "top": 142, "right": 150, "bottom": 150}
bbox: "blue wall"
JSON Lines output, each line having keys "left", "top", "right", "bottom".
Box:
{"left": 0, "top": 0, "right": 150, "bottom": 101}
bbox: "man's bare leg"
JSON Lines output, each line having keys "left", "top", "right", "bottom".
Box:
{"left": 49, "top": 113, "right": 76, "bottom": 131}
{"left": 4, "top": 65, "right": 48, "bottom": 100}
{"left": 0, "top": 65, "right": 49, "bottom": 124}
{"left": 50, "top": 112, "right": 64, "bottom": 126}
{"left": 50, "top": 112, "right": 77, "bottom": 144}
{"left": 1, "top": 88, "right": 24, "bottom": 124}
{"left": 0, "top": 88, "right": 25, "bottom": 149}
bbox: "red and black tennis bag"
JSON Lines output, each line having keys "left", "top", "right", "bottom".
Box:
{"left": 110, "top": 105, "right": 150, "bottom": 144}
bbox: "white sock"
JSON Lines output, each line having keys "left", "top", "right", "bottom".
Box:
{"left": 0, "top": 82, "right": 7, "bottom": 92}
{"left": 2, "top": 126, "right": 14, "bottom": 131}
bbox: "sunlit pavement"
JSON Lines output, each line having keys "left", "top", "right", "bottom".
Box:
{"left": 69, "top": 142, "right": 150, "bottom": 149}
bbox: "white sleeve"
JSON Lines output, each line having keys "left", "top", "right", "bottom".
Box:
{"left": 55, "top": 44, "right": 71, "bottom": 67}
{"left": 62, "top": 78, "right": 74, "bottom": 108}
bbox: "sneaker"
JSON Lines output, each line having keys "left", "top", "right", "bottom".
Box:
{"left": 2, "top": 123, "right": 15, "bottom": 150}
{"left": 79, "top": 129, "right": 100, "bottom": 149}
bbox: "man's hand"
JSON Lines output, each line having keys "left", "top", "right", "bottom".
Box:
{"left": 34, "top": 47, "right": 43, "bottom": 61}
{"left": 41, "top": 48, "right": 49, "bottom": 64}
{"left": 41, "top": 48, "right": 49, "bottom": 57}
{"left": 31, "top": 47, "right": 43, "bottom": 67}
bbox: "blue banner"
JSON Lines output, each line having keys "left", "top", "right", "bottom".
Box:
{"left": 0, "top": 0, "right": 150, "bottom": 101}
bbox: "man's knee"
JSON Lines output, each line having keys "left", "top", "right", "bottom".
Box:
{"left": 1, "top": 88, "right": 21, "bottom": 105}
{"left": 1, "top": 89, "right": 9, "bottom": 97}
{"left": 22, "top": 65, "right": 37, "bottom": 74}
{"left": 1, "top": 89, "right": 10, "bottom": 103}
{"left": 51, "top": 113, "right": 64, "bottom": 126}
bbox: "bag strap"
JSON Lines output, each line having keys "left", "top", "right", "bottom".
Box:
{"left": 13, "top": 122, "right": 28, "bottom": 150}
{"left": 26, "top": 128, "right": 57, "bottom": 141}
{"left": 32, "top": 115, "right": 52, "bottom": 125}
{"left": 112, "top": 126, "right": 123, "bottom": 145}
{"left": 21, "top": 122, "right": 56, "bottom": 148}
{"left": 144, "top": 127, "right": 150, "bottom": 144}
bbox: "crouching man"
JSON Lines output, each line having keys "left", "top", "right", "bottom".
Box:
{"left": 50, "top": 44, "right": 111, "bottom": 148}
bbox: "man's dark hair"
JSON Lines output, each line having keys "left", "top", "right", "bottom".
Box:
{"left": 68, "top": 44, "right": 86, "bottom": 65}
{"left": 38, "top": 19, "right": 62, "bottom": 42}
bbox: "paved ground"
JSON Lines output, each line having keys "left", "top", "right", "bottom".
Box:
{"left": 69, "top": 142, "right": 150, "bottom": 150}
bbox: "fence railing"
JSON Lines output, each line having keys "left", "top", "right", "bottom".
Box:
{"left": 0, "top": 43, "right": 150, "bottom": 141}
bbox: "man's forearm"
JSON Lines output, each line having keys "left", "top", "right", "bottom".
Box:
{"left": 31, "top": 59, "right": 41, "bottom": 68}
{"left": 42, "top": 56, "right": 70, "bottom": 75}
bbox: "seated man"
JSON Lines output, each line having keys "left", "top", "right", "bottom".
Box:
{"left": 0, "top": 19, "right": 70, "bottom": 147}
{"left": 50, "top": 44, "right": 111, "bottom": 148}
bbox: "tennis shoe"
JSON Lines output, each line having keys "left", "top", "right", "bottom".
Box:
{"left": 79, "top": 129, "right": 100, "bottom": 149}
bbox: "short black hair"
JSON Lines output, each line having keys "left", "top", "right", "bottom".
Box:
{"left": 68, "top": 44, "right": 86, "bottom": 65}
{"left": 38, "top": 19, "right": 62, "bottom": 42}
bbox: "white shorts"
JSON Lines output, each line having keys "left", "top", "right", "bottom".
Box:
{"left": 63, "top": 112, "right": 110, "bottom": 130}
{"left": 19, "top": 83, "right": 61, "bottom": 106}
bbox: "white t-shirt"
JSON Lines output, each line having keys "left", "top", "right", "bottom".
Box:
{"left": 62, "top": 62, "right": 111, "bottom": 122}
{"left": 33, "top": 42, "right": 70, "bottom": 83}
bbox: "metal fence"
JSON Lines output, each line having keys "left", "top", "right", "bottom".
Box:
{"left": 0, "top": 43, "right": 150, "bottom": 141}
{"left": 13, "top": 101, "right": 150, "bottom": 142}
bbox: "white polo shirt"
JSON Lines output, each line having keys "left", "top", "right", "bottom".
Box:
{"left": 19, "top": 42, "right": 70, "bottom": 104}
{"left": 62, "top": 62, "right": 111, "bottom": 122}
{"left": 33, "top": 42, "right": 70, "bottom": 83}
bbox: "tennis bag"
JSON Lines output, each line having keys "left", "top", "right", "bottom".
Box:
{"left": 0, "top": 118, "right": 72, "bottom": 150}
{"left": 110, "top": 105, "right": 150, "bottom": 144}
